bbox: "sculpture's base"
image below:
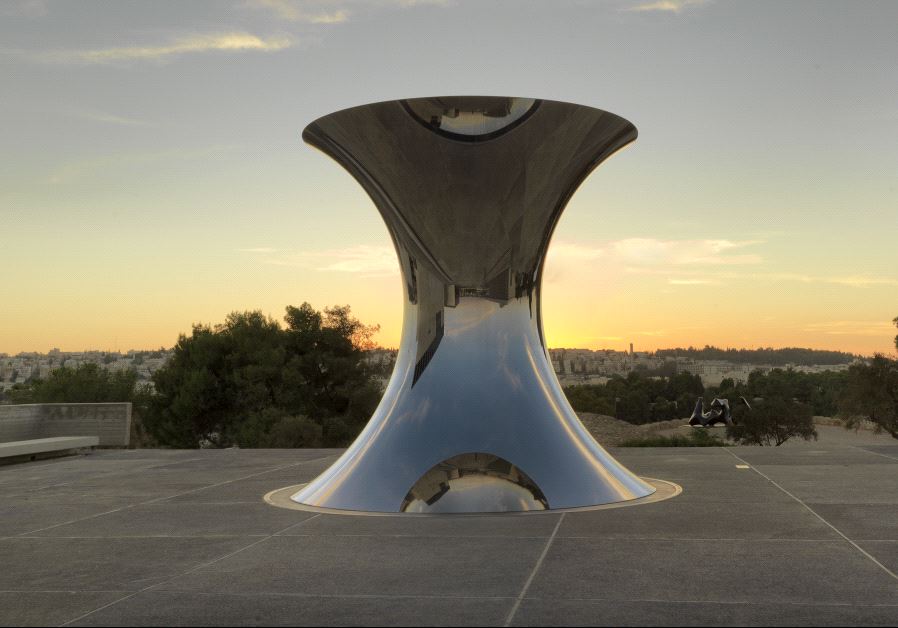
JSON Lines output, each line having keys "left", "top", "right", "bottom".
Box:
{"left": 266, "top": 478, "right": 681, "bottom": 516}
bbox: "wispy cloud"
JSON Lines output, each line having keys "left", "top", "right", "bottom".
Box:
{"left": 549, "top": 237, "right": 898, "bottom": 294}
{"left": 76, "top": 110, "right": 152, "bottom": 127}
{"left": 237, "top": 247, "right": 279, "bottom": 253}
{"left": 803, "top": 321, "right": 897, "bottom": 337}
{"left": 825, "top": 276, "right": 898, "bottom": 287}
{"left": 624, "top": 0, "right": 709, "bottom": 13}
{"left": 42, "top": 32, "right": 293, "bottom": 64}
{"left": 250, "top": 245, "right": 398, "bottom": 277}
{"left": 47, "top": 145, "right": 235, "bottom": 184}
{"left": 668, "top": 278, "right": 719, "bottom": 285}
{"left": 242, "top": 0, "right": 452, "bottom": 23}
{"left": 549, "top": 242, "right": 605, "bottom": 261}
{"left": 550, "top": 238, "right": 764, "bottom": 267}
{"left": 243, "top": 0, "right": 350, "bottom": 23}
{"left": 632, "top": 268, "right": 898, "bottom": 288}
{"left": 0, "top": 0, "right": 47, "bottom": 18}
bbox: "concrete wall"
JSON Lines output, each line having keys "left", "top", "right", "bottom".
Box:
{"left": 0, "top": 403, "right": 131, "bottom": 447}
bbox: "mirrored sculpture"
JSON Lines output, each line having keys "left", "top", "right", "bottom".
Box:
{"left": 292, "top": 96, "right": 656, "bottom": 513}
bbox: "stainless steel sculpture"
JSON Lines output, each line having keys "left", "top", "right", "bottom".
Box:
{"left": 292, "top": 96, "right": 655, "bottom": 513}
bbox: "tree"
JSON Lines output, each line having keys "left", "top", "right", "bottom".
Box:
{"left": 839, "top": 355, "right": 898, "bottom": 439}
{"left": 564, "top": 370, "right": 705, "bottom": 423}
{"left": 7, "top": 363, "right": 139, "bottom": 404}
{"left": 727, "top": 398, "right": 817, "bottom": 446}
{"left": 894, "top": 316, "right": 898, "bottom": 352}
{"left": 143, "top": 303, "right": 383, "bottom": 448}
{"left": 836, "top": 317, "right": 898, "bottom": 440}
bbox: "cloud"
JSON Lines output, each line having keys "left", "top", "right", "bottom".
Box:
{"left": 43, "top": 32, "right": 293, "bottom": 64}
{"left": 624, "top": 0, "right": 709, "bottom": 13}
{"left": 76, "top": 110, "right": 151, "bottom": 127}
{"left": 47, "top": 145, "right": 235, "bottom": 184}
{"left": 237, "top": 247, "right": 279, "bottom": 253}
{"left": 826, "top": 276, "right": 898, "bottom": 287}
{"left": 243, "top": 0, "right": 350, "bottom": 23}
{"left": 638, "top": 269, "right": 898, "bottom": 288}
{"left": 549, "top": 238, "right": 897, "bottom": 292}
{"left": 0, "top": 0, "right": 47, "bottom": 18}
{"left": 254, "top": 245, "right": 398, "bottom": 277}
{"left": 242, "top": 0, "right": 452, "bottom": 23}
{"left": 548, "top": 242, "right": 605, "bottom": 261}
{"left": 668, "top": 278, "right": 719, "bottom": 285}
{"left": 803, "top": 321, "right": 897, "bottom": 337}
{"left": 550, "top": 238, "right": 764, "bottom": 267}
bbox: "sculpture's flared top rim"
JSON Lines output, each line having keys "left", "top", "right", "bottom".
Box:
{"left": 302, "top": 95, "right": 636, "bottom": 143}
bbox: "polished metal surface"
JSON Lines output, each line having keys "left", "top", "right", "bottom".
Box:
{"left": 293, "top": 96, "right": 655, "bottom": 513}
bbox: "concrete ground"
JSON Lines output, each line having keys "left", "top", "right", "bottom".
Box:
{"left": 1, "top": 428, "right": 897, "bottom": 626}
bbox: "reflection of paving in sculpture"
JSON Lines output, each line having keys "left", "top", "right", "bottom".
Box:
{"left": 292, "top": 96, "right": 656, "bottom": 513}
{"left": 689, "top": 397, "right": 752, "bottom": 427}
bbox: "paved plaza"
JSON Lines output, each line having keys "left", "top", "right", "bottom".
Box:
{"left": 1, "top": 427, "right": 897, "bottom": 626}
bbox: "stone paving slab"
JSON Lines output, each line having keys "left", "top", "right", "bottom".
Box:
{"left": 526, "top": 537, "right": 898, "bottom": 605}
{"left": 511, "top": 599, "right": 898, "bottom": 626}
{"left": 162, "top": 533, "right": 546, "bottom": 599}
{"left": 556, "top": 499, "right": 840, "bottom": 540}
{"left": 0, "top": 439, "right": 896, "bottom": 626}
{"left": 26, "top": 502, "right": 314, "bottom": 538}
{"left": 0, "top": 536, "right": 252, "bottom": 591}
{"left": 69, "top": 591, "right": 512, "bottom": 627}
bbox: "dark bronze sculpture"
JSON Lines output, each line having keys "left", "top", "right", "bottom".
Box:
{"left": 689, "top": 396, "right": 752, "bottom": 427}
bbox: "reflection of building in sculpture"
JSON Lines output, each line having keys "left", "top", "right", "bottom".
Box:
{"left": 292, "top": 96, "right": 655, "bottom": 513}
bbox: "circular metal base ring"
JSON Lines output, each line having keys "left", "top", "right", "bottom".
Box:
{"left": 264, "top": 477, "right": 681, "bottom": 517}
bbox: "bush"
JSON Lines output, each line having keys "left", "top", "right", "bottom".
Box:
{"left": 262, "top": 415, "right": 324, "bottom": 448}
{"left": 727, "top": 397, "right": 816, "bottom": 446}
{"left": 619, "top": 429, "right": 727, "bottom": 447}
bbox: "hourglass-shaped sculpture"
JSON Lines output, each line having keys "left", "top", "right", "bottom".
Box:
{"left": 292, "top": 97, "right": 655, "bottom": 513}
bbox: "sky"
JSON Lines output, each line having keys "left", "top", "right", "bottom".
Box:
{"left": 1, "top": 0, "right": 896, "bottom": 356}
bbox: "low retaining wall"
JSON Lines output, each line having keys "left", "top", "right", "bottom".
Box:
{"left": 0, "top": 403, "right": 131, "bottom": 447}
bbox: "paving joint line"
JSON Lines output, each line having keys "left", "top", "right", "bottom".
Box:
{"left": 722, "top": 448, "right": 898, "bottom": 584}
{"left": 58, "top": 514, "right": 321, "bottom": 626}
{"left": 1, "top": 456, "right": 211, "bottom": 500}
{"left": 16, "top": 457, "right": 331, "bottom": 537}
{"left": 850, "top": 445, "right": 898, "bottom": 463}
{"left": 503, "top": 512, "right": 565, "bottom": 627}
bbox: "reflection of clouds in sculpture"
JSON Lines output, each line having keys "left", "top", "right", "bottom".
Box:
{"left": 443, "top": 298, "right": 499, "bottom": 337}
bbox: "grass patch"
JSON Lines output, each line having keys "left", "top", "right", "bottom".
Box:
{"left": 619, "top": 429, "right": 729, "bottom": 447}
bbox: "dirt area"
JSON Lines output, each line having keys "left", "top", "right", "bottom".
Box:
{"left": 576, "top": 412, "right": 687, "bottom": 446}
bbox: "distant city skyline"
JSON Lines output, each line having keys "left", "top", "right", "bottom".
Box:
{"left": 0, "top": 344, "right": 861, "bottom": 394}
{"left": 2, "top": 1, "right": 896, "bottom": 355}
{"left": 0, "top": 341, "right": 867, "bottom": 358}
